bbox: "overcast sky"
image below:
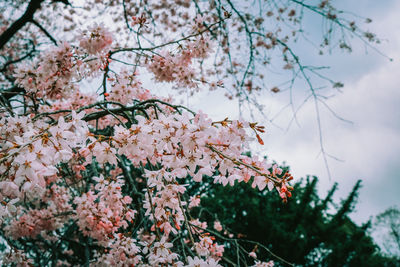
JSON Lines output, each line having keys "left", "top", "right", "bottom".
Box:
{"left": 184, "top": 0, "right": 400, "bottom": 228}
{"left": 262, "top": 0, "right": 400, "bottom": 225}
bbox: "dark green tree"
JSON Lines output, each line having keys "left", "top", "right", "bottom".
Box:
{"left": 194, "top": 173, "right": 399, "bottom": 266}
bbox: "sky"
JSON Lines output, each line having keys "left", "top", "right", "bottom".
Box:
{"left": 185, "top": 0, "right": 400, "bottom": 231}
{"left": 278, "top": 0, "right": 400, "bottom": 225}
{"left": 260, "top": 0, "right": 400, "bottom": 225}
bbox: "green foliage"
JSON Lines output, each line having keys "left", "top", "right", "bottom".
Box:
{"left": 196, "top": 175, "right": 400, "bottom": 266}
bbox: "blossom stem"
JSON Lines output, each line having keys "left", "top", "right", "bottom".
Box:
{"left": 205, "top": 144, "right": 280, "bottom": 184}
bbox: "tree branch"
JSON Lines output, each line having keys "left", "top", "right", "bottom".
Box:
{"left": 0, "top": 0, "right": 45, "bottom": 50}
{"left": 31, "top": 19, "right": 58, "bottom": 45}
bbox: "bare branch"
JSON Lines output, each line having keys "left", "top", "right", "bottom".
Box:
{"left": 0, "top": 0, "right": 45, "bottom": 49}
{"left": 31, "top": 19, "right": 58, "bottom": 46}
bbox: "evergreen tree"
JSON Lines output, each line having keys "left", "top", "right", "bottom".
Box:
{"left": 197, "top": 175, "right": 400, "bottom": 266}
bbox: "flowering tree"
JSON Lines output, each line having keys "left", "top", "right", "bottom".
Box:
{"left": 0, "top": 0, "right": 378, "bottom": 265}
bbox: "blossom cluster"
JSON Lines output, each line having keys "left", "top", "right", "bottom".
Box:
{"left": 0, "top": 105, "right": 289, "bottom": 264}
{"left": 96, "top": 235, "right": 141, "bottom": 266}
{"left": 0, "top": 98, "right": 291, "bottom": 264}
{"left": 14, "top": 24, "right": 114, "bottom": 100}
{"left": 0, "top": 112, "right": 88, "bottom": 199}
{"left": 5, "top": 184, "right": 72, "bottom": 239}
{"left": 74, "top": 176, "right": 136, "bottom": 243}
{"left": 146, "top": 36, "right": 213, "bottom": 88}
{"left": 79, "top": 23, "right": 113, "bottom": 55}
{"left": 14, "top": 42, "right": 78, "bottom": 100}
{"left": 106, "top": 69, "right": 151, "bottom": 105}
{"left": 0, "top": 17, "right": 290, "bottom": 266}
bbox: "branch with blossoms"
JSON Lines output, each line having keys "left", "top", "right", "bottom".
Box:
{"left": 0, "top": 57, "right": 290, "bottom": 266}
{"left": 189, "top": 223, "right": 294, "bottom": 266}
{"left": 0, "top": 96, "right": 294, "bottom": 265}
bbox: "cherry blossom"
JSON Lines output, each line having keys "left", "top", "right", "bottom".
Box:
{"left": 0, "top": 5, "right": 294, "bottom": 265}
{"left": 79, "top": 23, "right": 113, "bottom": 55}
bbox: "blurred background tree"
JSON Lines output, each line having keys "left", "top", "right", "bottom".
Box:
{"left": 373, "top": 206, "right": 400, "bottom": 258}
